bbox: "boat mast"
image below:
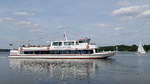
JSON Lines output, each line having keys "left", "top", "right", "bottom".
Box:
{"left": 64, "top": 32, "right": 68, "bottom": 41}
{"left": 137, "top": 42, "right": 146, "bottom": 54}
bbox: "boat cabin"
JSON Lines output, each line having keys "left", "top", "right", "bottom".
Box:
{"left": 17, "top": 38, "right": 97, "bottom": 55}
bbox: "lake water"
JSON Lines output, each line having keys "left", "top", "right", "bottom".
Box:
{"left": 0, "top": 52, "right": 150, "bottom": 84}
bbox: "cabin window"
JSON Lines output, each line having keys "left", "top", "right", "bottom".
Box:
{"left": 74, "top": 50, "right": 81, "bottom": 54}
{"left": 40, "top": 51, "right": 49, "bottom": 54}
{"left": 52, "top": 42, "right": 62, "bottom": 46}
{"left": 78, "top": 50, "right": 93, "bottom": 54}
{"left": 76, "top": 41, "right": 79, "bottom": 45}
{"left": 79, "top": 39, "right": 90, "bottom": 43}
{"left": 24, "top": 51, "right": 34, "bottom": 54}
{"left": 49, "top": 50, "right": 59, "bottom": 54}
{"left": 64, "top": 42, "right": 74, "bottom": 45}
{"left": 79, "top": 40, "right": 84, "bottom": 43}
{"left": 23, "top": 50, "right": 93, "bottom": 54}
{"left": 35, "top": 51, "right": 40, "bottom": 54}
{"left": 86, "top": 50, "right": 93, "bottom": 54}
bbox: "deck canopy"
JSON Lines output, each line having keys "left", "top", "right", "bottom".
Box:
{"left": 20, "top": 38, "right": 92, "bottom": 48}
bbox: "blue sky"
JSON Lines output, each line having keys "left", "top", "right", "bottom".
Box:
{"left": 0, "top": 0, "right": 150, "bottom": 48}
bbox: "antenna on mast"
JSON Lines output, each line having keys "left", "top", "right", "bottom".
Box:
{"left": 64, "top": 32, "right": 68, "bottom": 41}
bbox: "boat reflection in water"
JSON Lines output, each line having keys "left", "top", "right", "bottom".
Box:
{"left": 9, "top": 59, "right": 115, "bottom": 80}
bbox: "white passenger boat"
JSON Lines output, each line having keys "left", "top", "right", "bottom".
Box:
{"left": 9, "top": 38, "right": 115, "bottom": 59}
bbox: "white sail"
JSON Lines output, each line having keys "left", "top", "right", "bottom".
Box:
{"left": 137, "top": 44, "right": 146, "bottom": 54}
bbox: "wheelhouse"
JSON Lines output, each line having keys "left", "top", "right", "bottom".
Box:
{"left": 50, "top": 38, "right": 91, "bottom": 47}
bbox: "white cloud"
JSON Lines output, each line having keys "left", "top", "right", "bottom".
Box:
{"left": 0, "top": 17, "right": 16, "bottom": 22}
{"left": 14, "top": 11, "right": 35, "bottom": 16}
{"left": 56, "top": 25, "right": 65, "bottom": 29}
{"left": 32, "top": 24, "right": 40, "bottom": 27}
{"left": 117, "top": 1, "right": 131, "bottom": 6}
{"left": 15, "top": 20, "right": 40, "bottom": 28}
{"left": 0, "top": 16, "right": 40, "bottom": 28}
{"left": 16, "top": 21, "right": 32, "bottom": 25}
{"left": 138, "top": 10, "right": 150, "bottom": 18}
{"left": 120, "top": 16, "right": 134, "bottom": 21}
{"left": 30, "top": 28, "right": 41, "bottom": 32}
{"left": 114, "top": 27, "right": 125, "bottom": 31}
{"left": 96, "top": 24, "right": 112, "bottom": 28}
{"left": 96, "top": 24, "right": 125, "bottom": 31}
{"left": 112, "top": 5, "right": 150, "bottom": 21}
{"left": 56, "top": 25, "right": 70, "bottom": 29}
{"left": 112, "top": 5, "right": 149, "bottom": 16}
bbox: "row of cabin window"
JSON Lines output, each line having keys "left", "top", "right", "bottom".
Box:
{"left": 23, "top": 50, "right": 93, "bottom": 54}
{"left": 52, "top": 41, "right": 79, "bottom": 46}
{"left": 52, "top": 40, "right": 90, "bottom": 46}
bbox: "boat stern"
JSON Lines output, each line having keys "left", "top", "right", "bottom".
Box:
{"left": 9, "top": 50, "right": 19, "bottom": 56}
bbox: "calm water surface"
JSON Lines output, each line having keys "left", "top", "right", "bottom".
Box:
{"left": 0, "top": 52, "right": 150, "bottom": 84}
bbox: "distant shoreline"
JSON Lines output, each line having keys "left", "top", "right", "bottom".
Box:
{"left": 1, "top": 45, "right": 150, "bottom": 52}
{"left": 0, "top": 49, "right": 10, "bottom": 52}
{"left": 96, "top": 45, "right": 150, "bottom": 52}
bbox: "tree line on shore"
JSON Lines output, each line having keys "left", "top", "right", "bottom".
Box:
{"left": 96, "top": 45, "right": 150, "bottom": 52}
{"left": 0, "top": 49, "right": 10, "bottom": 52}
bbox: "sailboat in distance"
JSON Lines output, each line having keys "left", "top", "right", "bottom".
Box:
{"left": 137, "top": 43, "right": 146, "bottom": 54}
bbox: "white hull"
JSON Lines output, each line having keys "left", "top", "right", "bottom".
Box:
{"left": 9, "top": 52, "right": 115, "bottom": 59}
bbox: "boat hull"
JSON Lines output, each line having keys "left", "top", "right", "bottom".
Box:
{"left": 8, "top": 52, "right": 115, "bottom": 59}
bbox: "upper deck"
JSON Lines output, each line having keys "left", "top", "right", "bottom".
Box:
{"left": 19, "top": 38, "right": 97, "bottom": 51}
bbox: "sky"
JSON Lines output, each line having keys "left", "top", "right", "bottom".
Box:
{"left": 0, "top": 0, "right": 150, "bottom": 48}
